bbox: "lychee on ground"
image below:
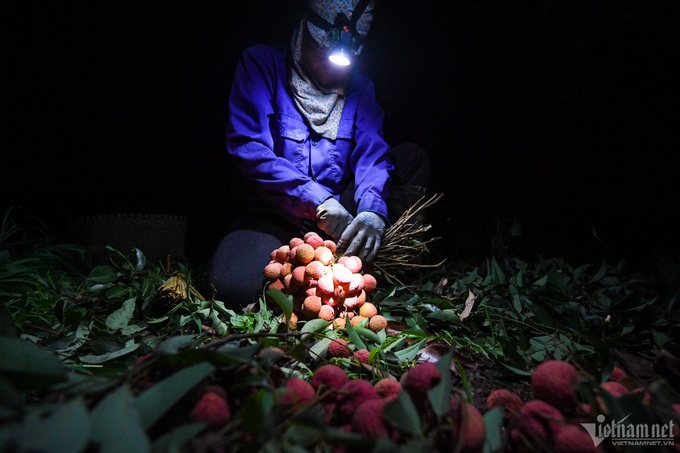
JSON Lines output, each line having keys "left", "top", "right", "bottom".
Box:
{"left": 351, "top": 398, "right": 388, "bottom": 437}
{"left": 403, "top": 362, "right": 442, "bottom": 398}
{"left": 190, "top": 391, "right": 231, "bottom": 427}
{"left": 368, "top": 314, "right": 387, "bottom": 332}
{"left": 280, "top": 377, "right": 316, "bottom": 406}
{"left": 486, "top": 388, "right": 524, "bottom": 415}
{"left": 374, "top": 378, "right": 402, "bottom": 401}
{"left": 517, "top": 399, "right": 565, "bottom": 442}
{"left": 310, "top": 364, "right": 349, "bottom": 397}
{"left": 447, "top": 398, "right": 486, "bottom": 453}
{"left": 554, "top": 424, "right": 600, "bottom": 453}
{"left": 327, "top": 338, "right": 351, "bottom": 358}
{"left": 353, "top": 349, "right": 370, "bottom": 364}
{"left": 531, "top": 360, "right": 581, "bottom": 409}
{"left": 335, "top": 379, "right": 379, "bottom": 424}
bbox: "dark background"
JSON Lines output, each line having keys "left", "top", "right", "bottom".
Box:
{"left": 4, "top": 1, "right": 679, "bottom": 268}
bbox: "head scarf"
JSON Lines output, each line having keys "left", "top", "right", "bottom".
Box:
{"left": 307, "top": 0, "right": 375, "bottom": 54}
{"left": 289, "top": 0, "right": 375, "bottom": 140}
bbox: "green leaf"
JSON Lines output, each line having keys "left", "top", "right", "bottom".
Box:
{"left": 587, "top": 262, "right": 608, "bottom": 284}
{"left": 156, "top": 335, "right": 196, "bottom": 354}
{"left": 135, "top": 361, "right": 215, "bottom": 429}
{"left": 267, "top": 288, "right": 293, "bottom": 325}
{"left": 482, "top": 407, "right": 505, "bottom": 453}
{"left": 79, "top": 339, "right": 140, "bottom": 364}
{"left": 383, "top": 391, "right": 422, "bottom": 437}
{"left": 309, "top": 337, "right": 333, "bottom": 359}
{"left": 91, "top": 385, "right": 150, "bottom": 453}
{"left": 240, "top": 388, "right": 275, "bottom": 433}
{"left": 300, "top": 319, "right": 330, "bottom": 340}
{"left": 134, "top": 248, "right": 146, "bottom": 272}
{"left": 393, "top": 339, "right": 426, "bottom": 363}
{"left": 151, "top": 422, "right": 207, "bottom": 453}
{"left": 106, "top": 297, "right": 137, "bottom": 330}
{"left": 0, "top": 336, "right": 66, "bottom": 391}
{"left": 344, "top": 317, "right": 366, "bottom": 350}
{"left": 354, "top": 327, "right": 382, "bottom": 345}
{"left": 428, "top": 348, "right": 454, "bottom": 418}
{"left": 15, "top": 398, "right": 91, "bottom": 453}
{"left": 87, "top": 265, "right": 119, "bottom": 284}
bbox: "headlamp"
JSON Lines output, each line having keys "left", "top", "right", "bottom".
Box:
{"left": 307, "top": 0, "right": 371, "bottom": 67}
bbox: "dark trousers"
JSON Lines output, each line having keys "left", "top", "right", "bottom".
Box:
{"left": 202, "top": 143, "right": 431, "bottom": 309}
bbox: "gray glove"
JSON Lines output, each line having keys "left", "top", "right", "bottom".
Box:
{"left": 336, "top": 211, "right": 386, "bottom": 263}
{"left": 316, "top": 197, "right": 354, "bottom": 240}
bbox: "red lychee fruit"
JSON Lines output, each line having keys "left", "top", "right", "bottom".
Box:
{"left": 289, "top": 237, "right": 304, "bottom": 248}
{"left": 486, "top": 388, "right": 524, "bottom": 415}
{"left": 314, "top": 246, "right": 334, "bottom": 265}
{"left": 336, "top": 379, "right": 379, "bottom": 423}
{"left": 353, "top": 349, "right": 370, "bottom": 364}
{"left": 608, "top": 366, "right": 627, "bottom": 382}
{"left": 190, "top": 391, "right": 231, "bottom": 427}
{"left": 599, "top": 381, "right": 629, "bottom": 398}
{"left": 343, "top": 255, "right": 363, "bottom": 274}
{"left": 318, "top": 305, "right": 335, "bottom": 321}
{"left": 302, "top": 295, "right": 322, "bottom": 319}
{"left": 295, "top": 243, "right": 316, "bottom": 265}
{"left": 374, "top": 378, "right": 402, "bottom": 401}
{"left": 311, "top": 364, "right": 350, "bottom": 396}
{"left": 280, "top": 377, "right": 316, "bottom": 406}
{"left": 362, "top": 273, "right": 378, "bottom": 292}
{"left": 448, "top": 398, "right": 487, "bottom": 453}
{"left": 368, "top": 314, "right": 387, "bottom": 332}
{"left": 317, "top": 273, "right": 335, "bottom": 294}
{"left": 554, "top": 424, "right": 599, "bottom": 452}
{"left": 276, "top": 245, "right": 290, "bottom": 262}
{"left": 327, "top": 338, "right": 351, "bottom": 358}
{"left": 350, "top": 315, "right": 367, "bottom": 327}
{"left": 323, "top": 239, "right": 337, "bottom": 253}
{"left": 359, "top": 302, "right": 378, "bottom": 318}
{"left": 305, "top": 260, "right": 325, "bottom": 280}
{"left": 332, "top": 264, "right": 353, "bottom": 286}
{"left": 351, "top": 399, "right": 388, "bottom": 437}
{"left": 263, "top": 262, "right": 283, "bottom": 281}
{"left": 348, "top": 273, "right": 365, "bottom": 293}
{"left": 304, "top": 232, "right": 324, "bottom": 249}
{"left": 531, "top": 360, "right": 580, "bottom": 409}
{"left": 517, "top": 400, "right": 565, "bottom": 441}
{"left": 403, "top": 362, "right": 442, "bottom": 398}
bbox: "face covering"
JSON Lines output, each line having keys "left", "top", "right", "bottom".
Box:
{"left": 288, "top": 0, "right": 375, "bottom": 140}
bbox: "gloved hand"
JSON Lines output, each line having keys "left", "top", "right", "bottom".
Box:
{"left": 316, "top": 197, "right": 354, "bottom": 240}
{"left": 336, "top": 211, "right": 386, "bottom": 263}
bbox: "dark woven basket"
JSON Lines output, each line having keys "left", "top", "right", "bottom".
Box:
{"left": 68, "top": 213, "right": 188, "bottom": 263}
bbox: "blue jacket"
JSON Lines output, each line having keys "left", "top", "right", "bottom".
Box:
{"left": 226, "top": 44, "right": 394, "bottom": 226}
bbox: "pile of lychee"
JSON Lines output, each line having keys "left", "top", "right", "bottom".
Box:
{"left": 485, "top": 359, "right": 680, "bottom": 453}
{"left": 262, "top": 232, "right": 386, "bottom": 332}
{"left": 188, "top": 360, "right": 487, "bottom": 452}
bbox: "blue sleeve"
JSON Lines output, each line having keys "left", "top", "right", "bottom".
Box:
{"left": 350, "top": 78, "right": 394, "bottom": 221}
{"left": 226, "top": 46, "right": 332, "bottom": 221}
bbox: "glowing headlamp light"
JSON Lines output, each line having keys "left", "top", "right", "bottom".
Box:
{"left": 327, "top": 25, "right": 354, "bottom": 66}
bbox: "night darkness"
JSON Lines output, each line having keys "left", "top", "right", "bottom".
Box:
{"left": 4, "top": 1, "right": 679, "bottom": 269}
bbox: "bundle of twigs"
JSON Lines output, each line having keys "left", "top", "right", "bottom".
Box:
{"left": 373, "top": 193, "right": 445, "bottom": 283}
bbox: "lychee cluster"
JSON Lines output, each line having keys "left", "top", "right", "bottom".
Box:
{"left": 485, "top": 360, "right": 653, "bottom": 453}
{"left": 262, "top": 232, "right": 385, "bottom": 332}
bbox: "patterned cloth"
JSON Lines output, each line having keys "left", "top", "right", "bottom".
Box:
{"left": 307, "top": 0, "right": 375, "bottom": 52}
{"left": 288, "top": 0, "right": 375, "bottom": 140}
{"left": 289, "top": 21, "right": 346, "bottom": 140}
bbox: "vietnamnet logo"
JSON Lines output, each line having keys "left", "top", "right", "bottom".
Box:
{"left": 580, "top": 413, "right": 676, "bottom": 447}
